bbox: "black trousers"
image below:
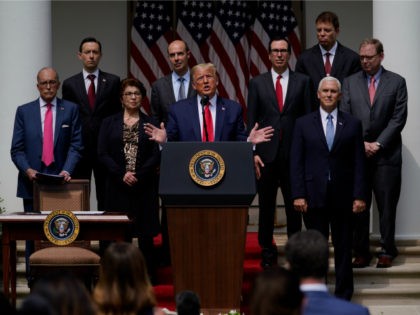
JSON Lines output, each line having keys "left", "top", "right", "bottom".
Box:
{"left": 353, "top": 162, "right": 401, "bottom": 258}
{"left": 257, "top": 155, "right": 302, "bottom": 249}
{"left": 303, "top": 184, "right": 354, "bottom": 301}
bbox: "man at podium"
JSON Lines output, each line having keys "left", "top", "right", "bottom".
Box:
{"left": 144, "top": 63, "right": 273, "bottom": 144}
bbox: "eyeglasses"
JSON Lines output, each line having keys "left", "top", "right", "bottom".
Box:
{"left": 360, "top": 54, "right": 379, "bottom": 61}
{"left": 270, "top": 49, "right": 289, "bottom": 55}
{"left": 123, "top": 92, "right": 142, "bottom": 97}
{"left": 38, "top": 80, "right": 58, "bottom": 87}
{"left": 195, "top": 74, "right": 215, "bottom": 84}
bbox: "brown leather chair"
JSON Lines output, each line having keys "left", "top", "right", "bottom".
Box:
{"left": 29, "top": 180, "right": 100, "bottom": 290}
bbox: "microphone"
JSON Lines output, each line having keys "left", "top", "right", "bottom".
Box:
{"left": 200, "top": 96, "right": 210, "bottom": 142}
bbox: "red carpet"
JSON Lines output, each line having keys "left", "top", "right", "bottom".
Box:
{"left": 152, "top": 232, "right": 263, "bottom": 313}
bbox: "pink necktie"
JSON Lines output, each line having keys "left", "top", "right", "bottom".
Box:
{"left": 42, "top": 103, "right": 54, "bottom": 166}
{"left": 202, "top": 104, "right": 214, "bottom": 142}
{"left": 324, "top": 52, "right": 332, "bottom": 76}
{"left": 369, "top": 76, "right": 376, "bottom": 105}
{"left": 87, "top": 74, "right": 96, "bottom": 110}
{"left": 276, "top": 75, "right": 283, "bottom": 112}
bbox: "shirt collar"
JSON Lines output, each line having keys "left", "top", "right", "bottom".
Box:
{"left": 319, "top": 107, "right": 338, "bottom": 121}
{"left": 172, "top": 69, "right": 190, "bottom": 83}
{"left": 300, "top": 283, "right": 328, "bottom": 292}
{"left": 271, "top": 68, "right": 289, "bottom": 81}
{"left": 83, "top": 69, "right": 99, "bottom": 79}
{"left": 319, "top": 41, "right": 338, "bottom": 56}
{"left": 39, "top": 97, "right": 57, "bottom": 107}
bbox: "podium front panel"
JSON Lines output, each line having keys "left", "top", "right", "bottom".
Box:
{"left": 159, "top": 142, "right": 256, "bottom": 206}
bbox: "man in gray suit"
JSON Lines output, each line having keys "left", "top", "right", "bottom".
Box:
{"left": 151, "top": 39, "right": 196, "bottom": 124}
{"left": 150, "top": 39, "right": 196, "bottom": 265}
{"left": 342, "top": 38, "right": 408, "bottom": 268}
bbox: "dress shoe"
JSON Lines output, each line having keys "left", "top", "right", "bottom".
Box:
{"left": 260, "top": 246, "right": 278, "bottom": 269}
{"left": 376, "top": 255, "right": 393, "bottom": 268}
{"left": 352, "top": 256, "right": 371, "bottom": 268}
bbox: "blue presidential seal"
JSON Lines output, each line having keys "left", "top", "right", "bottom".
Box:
{"left": 189, "top": 150, "right": 225, "bottom": 187}
{"left": 44, "top": 210, "right": 80, "bottom": 246}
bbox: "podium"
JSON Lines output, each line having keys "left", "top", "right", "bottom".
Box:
{"left": 159, "top": 142, "right": 256, "bottom": 310}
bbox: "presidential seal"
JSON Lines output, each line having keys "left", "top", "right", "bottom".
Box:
{"left": 44, "top": 210, "right": 80, "bottom": 246}
{"left": 189, "top": 150, "right": 225, "bottom": 187}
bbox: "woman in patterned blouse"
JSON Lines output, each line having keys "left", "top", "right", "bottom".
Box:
{"left": 98, "top": 78, "right": 160, "bottom": 282}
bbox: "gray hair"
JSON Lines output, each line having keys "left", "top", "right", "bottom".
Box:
{"left": 318, "top": 76, "right": 341, "bottom": 92}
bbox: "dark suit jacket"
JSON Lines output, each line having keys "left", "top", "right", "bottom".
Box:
{"left": 303, "top": 290, "right": 370, "bottom": 315}
{"left": 247, "top": 70, "right": 312, "bottom": 163}
{"left": 290, "top": 110, "right": 366, "bottom": 209}
{"left": 11, "top": 98, "right": 83, "bottom": 199}
{"left": 341, "top": 67, "right": 408, "bottom": 166}
{"left": 97, "top": 111, "right": 160, "bottom": 236}
{"left": 151, "top": 73, "right": 196, "bottom": 124}
{"left": 295, "top": 42, "right": 361, "bottom": 107}
{"left": 62, "top": 70, "right": 120, "bottom": 159}
{"left": 166, "top": 96, "right": 248, "bottom": 142}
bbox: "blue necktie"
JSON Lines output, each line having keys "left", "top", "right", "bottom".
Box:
{"left": 178, "top": 77, "right": 186, "bottom": 101}
{"left": 326, "top": 114, "right": 334, "bottom": 151}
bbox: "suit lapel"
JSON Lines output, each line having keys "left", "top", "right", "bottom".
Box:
{"left": 262, "top": 72, "right": 279, "bottom": 112}
{"left": 191, "top": 98, "right": 202, "bottom": 141}
{"left": 164, "top": 75, "right": 176, "bottom": 103}
{"left": 373, "top": 68, "right": 389, "bottom": 106}
{"left": 214, "top": 97, "right": 226, "bottom": 141}
{"left": 76, "top": 73, "right": 90, "bottom": 109}
{"left": 312, "top": 46, "right": 326, "bottom": 77}
{"left": 312, "top": 111, "right": 328, "bottom": 150}
{"left": 33, "top": 101, "right": 43, "bottom": 141}
{"left": 356, "top": 72, "right": 372, "bottom": 107}
{"left": 283, "top": 71, "right": 296, "bottom": 112}
{"left": 54, "top": 99, "right": 64, "bottom": 145}
{"left": 332, "top": 111, "right": 346, "bottom": 151}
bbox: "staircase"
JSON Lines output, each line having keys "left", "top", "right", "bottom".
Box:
{"left": 275, "top": 234, "right": 420, "bottom": 315}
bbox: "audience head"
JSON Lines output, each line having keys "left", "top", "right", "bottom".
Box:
{"left": 315, "top": 11, "right": 339, "bottom": 51}
{"left": 78, "top": 37, "right": 102, "bottom": 72}
{"left": 250, "top": 267, "right": 303, "bottom": 315}
{"left": 285, "top": 230, "right": 329, "bottom": 280}
{"left": 93, "top": 242, "right": 156, "bottom": 315}
{"left": 37, "top": 67, "right": 60, "bottom": 103}
{"left": 168, "top": 40, "right": 190, "bottom": 76}
{"left": 175, "top": 290, "right": 201, "bottom": 315}
{"left": 191, "top": 63, "right": 219, "bottom": 99}
{"left": 120, "top": 78, "right": 146, "bottom": 111}
{"left": 268, "top": 36, "right": 291, "bottom": 74}
{"left": 18, "top": 272, "right": 96, "bottom": 315}
{"left": 359, "top": 38, "right": 384, "bottom": 76}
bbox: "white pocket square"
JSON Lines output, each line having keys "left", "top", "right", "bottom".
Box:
{"left": 62, "top": 124, "right": 69, "bottom": 128}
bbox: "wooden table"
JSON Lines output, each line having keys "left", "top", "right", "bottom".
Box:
{"left": 0, "top": 212, "right": 132, "bottom": 306}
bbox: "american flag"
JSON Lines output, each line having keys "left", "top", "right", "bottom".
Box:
{"left": 130, "top": 0, "right": 301, "bottom": 115}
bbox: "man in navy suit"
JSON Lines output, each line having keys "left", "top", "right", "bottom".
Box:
{"left": 144, "top": 63, "right": 273, "bottom": 144}
{"left": 295, "top": 11, "right": 361, "bottom": 108}
{"left": 248, "top": 37, "right": 312, "bottom": 268}
{"left": 150, "top": 40, "right": 197, "bottom": 265}
{"left": 290, "top": 76, "right": 367, "bottom": 300}
{"left": 285, "top": 230, "right": 370, "bottom": 315}
{"left": 342, "top": 38, "right": 408, "bottom": 268}
{"left": 151, "top": 40, "right": 196, "bottom": 124}
{"left": 62, "top": 37, "right": 120, "bottom": 211}
{"left": 11, "top": 67, "right": 83, "bottom": 277}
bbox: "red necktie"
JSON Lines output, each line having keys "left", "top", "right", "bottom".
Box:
{"left": 42, "top": 103, "right": 54, "bottom": 166}
{"left": 276, "top": 75, "right": 283, "bottom": 112}
{"left": 369, "top": 76, "right": 376, "bottom": 105}
{"left": 87, "top": 74, "right": 96, "bottom": 110}
{"left": 202, "top": 104, "right": 214, "bottom": 142}
{"left": 324, "top": 52, "right": 332, "bottom": 76}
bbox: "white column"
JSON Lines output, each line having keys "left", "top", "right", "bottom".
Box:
{"left": 372, "top": 1, "right": 420, "bottom": 238}
{"left": 0, "top": 1, "right": 52, "bottom": 212}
